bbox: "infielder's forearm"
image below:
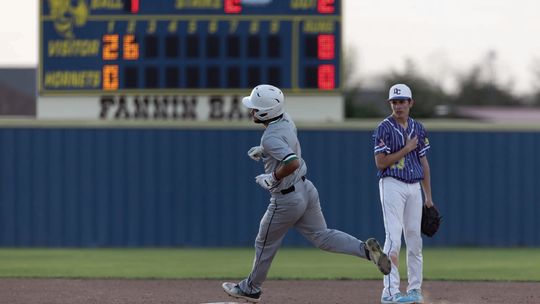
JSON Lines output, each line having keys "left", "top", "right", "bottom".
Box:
{"left": 274, "top": 158, "right": 300, "bottom": 180}
{"left": 375, "top": 148, "right": 410, "bottom": 170}
{"left": 420, "top": 156, "right": 433, "bottom": 201}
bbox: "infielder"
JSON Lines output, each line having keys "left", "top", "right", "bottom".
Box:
{"left": 222, "top": 84, "right": 391, "bottom": 303}
{"left": 373, "top": 84, "right": 435, "bottom": 304}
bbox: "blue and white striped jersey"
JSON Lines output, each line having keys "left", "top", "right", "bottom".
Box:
{"left": 373, "top": 116, "right": 431, "bottom": 183}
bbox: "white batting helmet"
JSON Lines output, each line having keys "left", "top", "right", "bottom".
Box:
{"left": 242, "top": 84, "right": 284, "bottom": 121}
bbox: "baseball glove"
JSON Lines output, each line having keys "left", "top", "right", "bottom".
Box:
{"left": 421, "top": 205, "right": 442, "bottom": 237}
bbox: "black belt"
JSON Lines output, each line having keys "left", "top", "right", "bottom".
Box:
{"left": 280, "top": 176, "right": 306, "bottom": 195}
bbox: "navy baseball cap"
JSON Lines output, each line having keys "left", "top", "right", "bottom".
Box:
{"left": 388, "top": 84, "right": 412, "bottom": 101}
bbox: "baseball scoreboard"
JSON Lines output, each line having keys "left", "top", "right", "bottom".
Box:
{"left": 40, "top": 0, "right": 342, "bottom": 96}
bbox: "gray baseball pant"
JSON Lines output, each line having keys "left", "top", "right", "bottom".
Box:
{"left": 239, "top": 178, "right": 369, "bottom": 294}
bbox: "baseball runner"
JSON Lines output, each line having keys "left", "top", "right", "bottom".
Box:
{"left": 373, "top": 84, "right": 435, "bottom": 304}
{"left": 222, "top": 84, "right": 391, "bottom": 303}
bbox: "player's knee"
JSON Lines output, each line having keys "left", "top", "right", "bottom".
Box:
{"left": 389, "top": 253, "right": 399, "bottom": 267}
{"left": 406, "top": 239, "right": 422, "bottom": 253}
{"left": 255, "top": 235, "right": 265, "bottom": 245}
{"left": 316, "top": 242, "right": 332, "bottom": 251}
{"left": 408, "top": 247, "right": 422, "bottom": 257}
{"left": 385, "top": 244, "right": 400, "bottom": 262}
{"left": 313, "top": 238, "right": 331, "bottom": 251}
{"left": 255, "top": 233, "right": 273, "bottom": 247}
{"left": 310, "top": 232, "right": 331, "bottom": 250}
{"left": 404, "top": 231, "right": 422, "bottom": 249}
{"left": 385, "top": 238, "right": 401, "bottom": 252}
{"left": 404, "top": 227, "right": 421, "bottom": 237}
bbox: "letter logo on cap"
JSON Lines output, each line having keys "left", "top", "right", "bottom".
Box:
{"left": 393, "top": 88, "right": 401, "bottom": 95}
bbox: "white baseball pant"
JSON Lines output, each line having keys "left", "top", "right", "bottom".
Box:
{"left": 379, "top": 176, "right": 423, "bottom": 297}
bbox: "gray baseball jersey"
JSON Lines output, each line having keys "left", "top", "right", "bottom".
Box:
{"left": 237, "top": 113, "right": 370, "bottom": 295}
{"left": 260, "top": 113, "right": 307, "bottom": 193}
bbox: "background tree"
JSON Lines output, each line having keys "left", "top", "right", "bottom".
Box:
{"left": 453, "top": 51, "right": 520, "bottom": 106}
{"left": 453, "top": 66, "right": 520, "bottom": 106}
{"left": 343, "top": 47, "right": 383, "bottom": 118}
{"left": 529, "top": 58, "right": 540, "bottom": 106}
{"left": 343, "top": 51, "right": 534, "bottom": 119}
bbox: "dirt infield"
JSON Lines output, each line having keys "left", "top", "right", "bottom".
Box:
{"left": 1, "top": 279, "right": 539, "bottom": 304}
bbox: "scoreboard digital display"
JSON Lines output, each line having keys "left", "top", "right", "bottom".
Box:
{"left": 40, "top": 0, "right": 342, "bottom": 96}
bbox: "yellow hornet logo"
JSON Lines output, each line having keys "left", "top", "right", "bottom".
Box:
{"left": 48, "top": 0, "right": 89, "bottom": 38}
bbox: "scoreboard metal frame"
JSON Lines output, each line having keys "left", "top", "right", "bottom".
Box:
{"left": 39, "top": 0, "right": 342, "bottom": 96}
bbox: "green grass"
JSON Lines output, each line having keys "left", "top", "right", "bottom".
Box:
{"left": 0, "top": 248, "right": 538, "bottom": 281}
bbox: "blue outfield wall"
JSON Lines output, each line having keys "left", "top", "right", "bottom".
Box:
{"left": 0, "top": 126, "right": 539, "bottom": 247}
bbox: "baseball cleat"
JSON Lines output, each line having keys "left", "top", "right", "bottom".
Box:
{"left": 381, "top": 292, "right": 415, "bottom": 304}
{"left": 222, "top": 282, "right": 261, "bottom": 303}
{"left": 407, "top": 289, "right": 424, "bottom": 303}
{"left": 365, "top": 238, "right": 391, "bottom": 275}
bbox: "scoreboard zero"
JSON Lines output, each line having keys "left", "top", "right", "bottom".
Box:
{"left": 40, "top": 0, "right": 342, "bottom": 96}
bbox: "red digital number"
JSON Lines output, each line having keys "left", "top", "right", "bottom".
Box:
{"left": 318, "top": 64, "right": 335, "bottom": 90}
{"left": 318, "top": 0, "right": 335, "bottom": 13}
{"left": 225, "top": 0, "right": 242, "bottom": 13}
{"left": 130, "top": 0, "right": 139, "bottom": 13}
{"left": 318, "top": 34, "right": 335, "bottom": 60}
